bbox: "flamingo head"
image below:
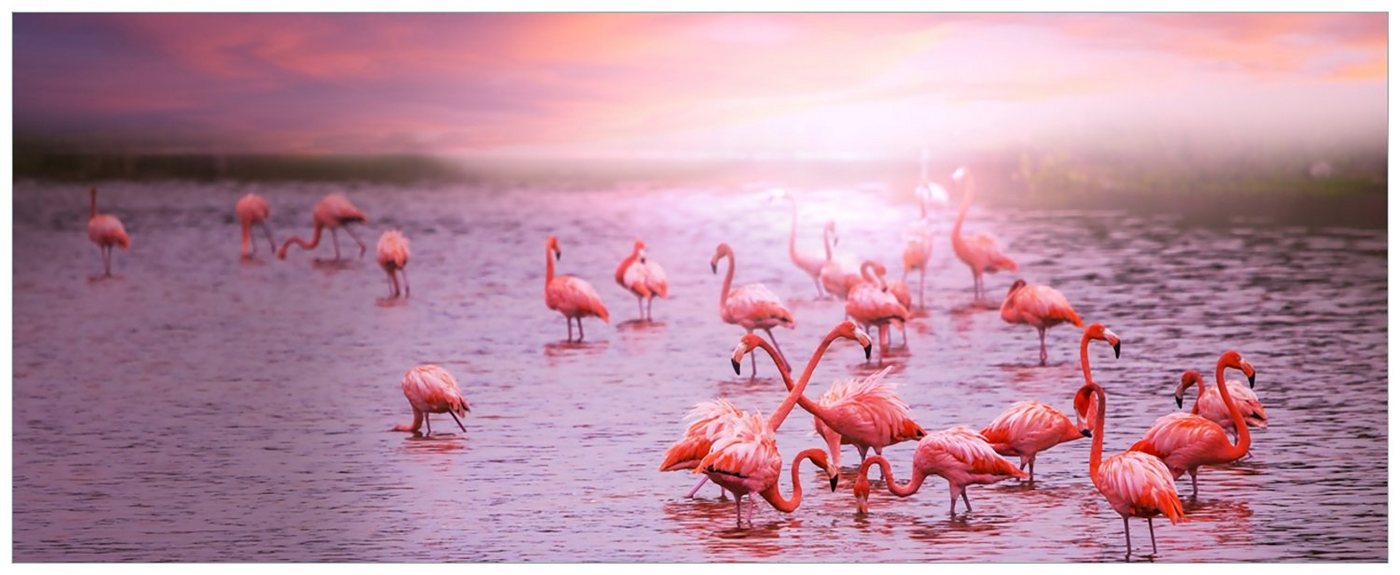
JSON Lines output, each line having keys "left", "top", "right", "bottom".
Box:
{"left": 1083, "top": 323, "right": 1121, "bottom": 358}
{"left": 1175, "top": 370, "right": 1203, "bottom": 409}
{"left": 823, "top": 220, "right": 839, "bottom": 247}
{"left": 916, "top": 182, "right": 950, "bottom": 207}
{"left": 809, "top": 451, "right": 838, "bottom": 492}
{"left": 1218, "top": 351, "right": 1257, "bottom": 388}
{"left": 633, "top": 238, "right": 646, "bottom": 252}
{"left": 546, "top": 235, "right": 561, "bottom": 260}
{"left": 730, "top": 334, "right": 769, "bottom": 375}
{"left": 853, "top": 472, "right": 871, "bottom": 514}
{"left": 830, "top": 320, "right": 873, "bottom": 360}
{"left": 1007, "top": 279, "right": 1027, "bottom": 296}
{"left": 710, "top": 242, "right": 732, "bottom": 274}
{"left": 952, "top": 166, "right": 968, "bottom": 183}
{"left": 1072, "top": 383, "right": 1097, "bottom": 433}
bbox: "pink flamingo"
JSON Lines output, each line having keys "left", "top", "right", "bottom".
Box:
{"left": 235, "top": 193, "right": 276, "bottom": 258}
{"left": 1074, "top": 323, "right": 1184, "bottom": 558}
{"left": 845, "top": 261, "right": 910, "bottom": 357}
{"left": 816, "top": 222, "right": 859, "bottom": 300}
{"left": 902, "top": 149, "right": 949, "bottom": 309}
{"left": 1130, "top": 351, "right": 1259, "bottom": 498}
{"left": 615, "top": 239, "right": 669, "bottom": 321}
{"left": 866, "top": 262, "right": 913, "bottom": 347}
{"left": 376, "top": 230, "right": 410, "bottom": 298}
{"left": 853, "top": 426, "right": 1027, "bottom": 516}
{"left": 277, "top": 193, "right": 368, "bottom": 261}
{"left": 1001, "top": 279, "right": 1083, "bottom": 366}
{"left": 771, "top": 189, "right": 832, "bottom": 297}
{"left": 87, "top": 188, "right": 130, "bottom": 277}
{"left": 544, "top": 235, "right": 610, "bottom": 342}
{"left": 950, "top": 167, "right": 1017, "bottom": 301}
{"left": 391, "top": 364, "right": 471, "bottom": 436}
{"left": 711, "top": 242, "right": 794, "bottom": 372}
{"left": 1173, "top": 369, "right": 1269, "bottom": 437}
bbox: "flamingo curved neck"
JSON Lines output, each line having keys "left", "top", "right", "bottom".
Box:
{"left": 787, "top": 199, "right": 801, "bottom": 263}
{"left": 545, "top": 244, "right": 556, "bottom": 293}
{"left": 717, "top": 251, "right": 735, "bottom": 314}
{"left": 1214, "top": 361, "right": 1251, "bottom": 458}
{"left": 860, "top": 456, "right": 925, "bottom": 498}
{"left": 760, "top": 449, "right": 825, "bottom": 513}
{"left": 1087, "top": 382, "right": 1107, "bottom": 486}
{"left": 615, "top": 246, "right": 639, "bottom": 286}
{"left": 750, "top": 338, "right": 836, "bottom": 431}
{"left": 279, "top": 223, "right": 323, "bottom": 256}
{"left": 766, "top": 328, "right": 847, "bottom": 430}
{"left": 822, "top": 226, "right": 834, "bottom": 261}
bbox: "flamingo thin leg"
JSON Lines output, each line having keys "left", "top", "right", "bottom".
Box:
{"left": 342, "top": 225, "right": 367, "bottom": 258}
{"left": 961, "top": 488, "right": 972, "bottom": 512}
{"left": 1123, "top": 517, "right": 1132, "bottom": 556}
{"left": 1148, "top": 517, "right": 1158, "bottom": 555}
{"left": 685, "top": 475, "right": 709, "bottom": 498}
{"left": 330, "top": 228, "right": 342, "bottom": 261}
{"left": 1038, "top": 327, "right": 1048, "bottom": 366}
{"left": 261, "top": 222, "right": 277, "bottom": 253}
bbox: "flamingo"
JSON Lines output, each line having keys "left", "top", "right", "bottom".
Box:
{"left": 845, "top": 261, "right": 910, "bottom": 357}
{"left": 864, "top": 262, "right": 913, "bottom": 347}
{"left": 1074, "top": 322, "right": 1184, "bottom": 558}
{"left": 391, "top": 364, "right": 470, "bottom": 436}
{"left": 544, "top": 235, "right": 610, "bottom": 342}
{"left": 816, "top": 222, "right": 860, "bottom": 299}
{"left": 711, "top": 242, "right": 794, "bottom": 372}
{"left": 733, "top": 334, "right": 924, "bottom": 481}
{"left": 615, "top": 239, "right": 669, "bottom": 321}
{"left": 1173, "top": 369, "right": 1269, "bottom": 437}
{"left": 1001, "top": 279, "right": 1083, "bottom": 366}
{"left": 235, "top": 193, "right": 276, "bottom": 258}
{"left": 950, "top": 167, "right": 1017, "bottom": 301}
{"left": 87, "top": 188, "right": 130, "bottom": 277}
{"left": 902, "top": 148, "right": 949, "bottom": 309}
{"left": 660, "top": 321, "right": 872, "bottom": 505}
{"left": 276, "top": 193, "right": 368, "bottom": 262}
{"left": 853, "top": 426, "right": 1027, "bottom": 516}
{"left": 376, "top": 230, "right": 410, "bottom": 298}
{"left": 1130, "top": 351, "right": 1259, "bottom": 498}
{"left": 770, "top": 189, "right": 831, "bottom": 297}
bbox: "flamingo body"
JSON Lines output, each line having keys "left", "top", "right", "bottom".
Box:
{"left": 1177, "top": 371, "right": 1268, "bottom": 432}
{"left": 979, "top": 400, "right": 1089, "bottom": 481}
{"left": 950, "top": 168, "right": 1016, "bottom": 300}
{"left": 545, "top": 235, "right": 609, "bottom": 341}
{"left": 1001, "top": 279, "right": 1083, "bottom": 365}
{"left": 376, "top": 230, "right": 411, "bottom": 298}
{"left": 812, "top": 366, "right": 926, "bottom": 471}
{"left": 616, "top": 240, "right": 669, "bottom": 321}
{"left": 854, "top": 426, "right": 1026, "bottom": 516}
{"left": 87, "top": 188, "right": 130, "bottom": 277}
{"left": 277, "top": 193, "right": 368, "bottom": 260}
{"left": 392, "top": 364, "right": 471, "bottom": 436}
{"left": 235, "top": 193, "right": 275, "bottom": 257}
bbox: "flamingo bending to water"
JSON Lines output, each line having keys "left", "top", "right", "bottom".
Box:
{"left": 950, "top": 168, "right": 1017, "bottom": 301}
{"left": 845, "top": 261, "right": 910, "bottom": 356}
{"left": 1075, "top": 323, "right": 1183, "bottom": 558}
{"left": 771, "top": 189, "right": 832, "bottom": 297}
{"left": 1173, "top": 369, "right": 1268, "bottom": 436}
{"left": 391, "top": 364, "right": 470, "bottom": 436}
{"left": 658, "top": 399, "right": 746, "bottom": 498}
{"left": 376, "top": 230, "right": 410, "bottom": 298}
{"left": 1001, "top": 279, "right": 1083, "bottom": 366}
{"left": 711, "top": 242, "right": 794, "bottom": 373}
{"left": 87, "top": 188, "right": 131, "bottom": 277}
{"left": 235, "top": 193, "right": 276, "bottom": 258}
{"left": 615, "top": 239, "right": 669, "bottom": 321}
{"left": 544, "top": 235, "right": 610, "bottom": 342}
{"left": 853, "top": 426, "right": 1026, "bottom": 516}
{"left": 277, "top": 193, "right": 368, "bottom": 261}
{"left": 1130, "top": 352, "right": 1259, "bottom": 498}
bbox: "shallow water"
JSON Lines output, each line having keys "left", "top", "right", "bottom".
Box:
{"left": 11, "top": 179, "right": 1387, "bottom": 562}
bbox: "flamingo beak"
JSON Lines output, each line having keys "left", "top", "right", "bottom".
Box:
{"left": 1112, "top": 341, "right": 1121, "bottom": 359}
{"left": 863, "top": 343, "right": 872, "bottom": 360}
{"left": 1175, "top": 396, "right": 1183, "bottom": 409}
{"left": 731, "top": 358, "right": 742, "bottom": 376}
{"left": 555, "top": 250, "right": 561, "bottom": 261}
{"left": 1248, "top": 371, "right": 1256, "bottom": 388}
{"left": 711, "top": 262, "right": 717, "bottom": 274}
{"left": 1081, "top": 428, "right": 1092, "bottom": 438}
{"left": 830, "top": 475, "right": 839, "bottom": 492}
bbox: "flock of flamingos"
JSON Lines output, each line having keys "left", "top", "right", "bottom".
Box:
{"left": 81, "top": 163, "right": 1269, "bottom": 560}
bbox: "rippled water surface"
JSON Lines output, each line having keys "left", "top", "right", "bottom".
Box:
{"left": 11, "top": 180, "right": 1387, "bottom": 561}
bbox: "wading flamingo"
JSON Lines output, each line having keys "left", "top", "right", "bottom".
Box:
{"left": 817, "top": 222, "right": 860, "bottom": 299}
{"left": 1001, "top": 279, "right": 1083, "bottom": 366}
{"left": 615, "top": 239, "right": 669, "bottom": 321}
{"left": 235, "top": 193, "right": 276, "bottom": 258}
{"left": 391, "top": 364, "right": 471, "bottom": 436}
{"left": 1074, "top": 323, "right": 1183, "bottom": 558}
{"left": 1173, "top": 369, "right": 1268, "bottom": 437}
{"left": 950, "top": 167, "right": 1017, "bottom": 301}
{"left": 277, "top": 193, "right": 368, "bottom": 261}
{"left": 845, "top": 261, "right": 911, "bottom": 357}
{"left": 661, "top": 321, "right": 872, "bottom": 505}
{"left": 853, "top": 426, "right": 1026, "bottom": 517}
{"left": 734, "top": 334, "right": 924, "bottom": 481}
{"left": 1130, "top": 351, "right": 1259, "bottom": 498}
{"left": 544, "top": 235, "right": 610, "bottom": 342}
{"left": 711, "top": 242, "right": 794, "bottom": 373}
{"left": 771, "top": 189, "right": 832, "bottom": 297}
{"left": 902, "top": 149, "right": 949, "bottom": 309}
{"left": 376, "top": 230, "right": 410, "bottom": 298}
{"left": 87, "top": 188, "right": 130, "bottom": 277}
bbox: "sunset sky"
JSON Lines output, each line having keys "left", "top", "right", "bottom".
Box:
{"left": 11, "top": 12, "right": 1388, "bottom": 159}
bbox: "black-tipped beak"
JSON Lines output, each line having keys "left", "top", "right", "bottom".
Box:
{"left": 830, "top": 476, "right": 839, "bottom": 491}
{"left": 1248, "top": 372, "right": 1256, "bottom": 388}
{"left": 1175, "top": 397, "right": 1183, "bottom": 409}
{"left": 640, "top": 256, "right": 647, "bottom": 264}
{"left": 555, "top": 251, "right": 561, "bottom": 261}
{"left": 731, "top": 358, "right": 742, "bottom": 376}
{"left": 465, "top": 405, "right": 472, "bottom": 413}
{"left": 1081, "top": 429, "right": 1092, "bottom": 438}
{"left": 711, "top": 262, "right": 717, "bottom": 274}
{"left": 863, "top": 344, "right": 872, "bottom": 360}
{"left": 1112, "top": 342, "right": 1121, "bottom": 359}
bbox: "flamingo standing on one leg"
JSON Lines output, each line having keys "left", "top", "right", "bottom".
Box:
{"left": 87, "top": 188, "right": 131, "bottom": 278}
{"left": 950, "top": 167, "right": 1017, "bottom": 302}
{"left": 391, "top": 364, "right": 471, "bottom": 437}
{"left": 235, "top": 193, "right": 276, "bottom": 258}
{"left": 845, "top": 261, "right": 910, "bottom": 357}
{"left": 711, "top": 242, "right": 795, "bottom": 373}
{"left": 1173, "top": 369, "right": 1269, "bottom": 438}
{"left": 544, "top": 235, "right": 610, "bottom": 342}
{"left": 1130, "top": 352, "right": 1259, "bottom": 498}
{"left": 1001, "top": 279, "right": 1083, "bottom": 366}
{"left": 376, "top": 230, "right": 411, "bottom": 298}
{"left": 615, "top": 239, "right": 669, "bottom": 321}
{"left": 771, "top": 189, "right": 830, "bottom": 298}
{"left": 1073, "top": 323, "right": 1183, "bottom": 558}
{"left": 277, "top": 193, "right": 368, "bottom": 262}
{"left": 853, "top": 426, "right": 1026, "bottom": 517}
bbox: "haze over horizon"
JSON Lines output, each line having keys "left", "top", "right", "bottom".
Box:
{"left": 13, "top": 13, "right": 1388, "bottom": 160}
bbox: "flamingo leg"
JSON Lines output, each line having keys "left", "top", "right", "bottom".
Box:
{"left": 447, "top": 410, "right": 466, "bottom": 433}
{"left": 102, "top": 245, "right": 112, "bottom": 277}
{"left": 636, "top": 296, "right": 644, "bottom": 320}
{"left": 684, "top": 475, "right": 709, "bottom": 499}
{"left": 857, "top": 444, "right": 869, "bottom": 463}
{"left": 646, "top": 297, "right": 654, "bottom": 321}
{"left": 961, "top": 488, "right": 972, "bottom": 512}
{"left": 1029, "top": 456, "right": 1036, "bottom": 483}
{"left": 762, "top": 328, "right": 788, "bottom": 370}
{"left": 811, "top": 275, "right": 824, "bottom": 298}
{"left": 331, "top": 228, "right": 342, "bottom": 261}
{"left": 1148, "top": 517, "right": 1158, "bottom": 555}
{"left": 401, "top": 268, "right": 410, "bottom": 297}
{"left": 734, "top": 494, "right": 743, "bottom": 527}
{"left": 386, "top": 270, "right": 398, "bottom": 297}
{"left": 1189, "top": 469, "right": 1199, "bottom": 498}
{"left": 578, "top": 318, "right": 586, "bottom": 341}
{"left": 746, "top": 494, "right": 756, "bottom": 525}
{"left": 1123, "top": 517, "right": 1133, "bottom": 557}
{"left": 918, "top": 267, "right": 926, "bottom": 310}
{"left": 947, "top": 484, "right": 960, "bottom": 516}
{"left": 261, "top": 222, "right": 277, "bottom": 253}
{"left": 342, "top": 225, "right": 367, "bottom": 258}
{"left": 424, "top": 413, "right": 432, "bottom": 437}
{"left": 1038, "top": 327, "right": 1048, "bottom": 366}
